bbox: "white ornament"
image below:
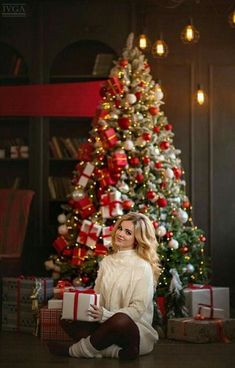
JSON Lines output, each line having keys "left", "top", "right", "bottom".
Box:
{"left": 110, "top": 112, "right": 118, "bottom": 120}
{"left": 165, "top": 168, "right": 174, "bottom": 179}
{"left": 58, "top": 224, "right": 68, "bottom": 235}
{"left": 126, "top": 93, "right": 137, "bottom": 105}
{"left": 156, "top": 225, "right": 166, "bottom": 237}
{"left": 186, "top": 263, "right": 195, "bottom": 273}
{"left": 72, "top": 190, "right": 84, "bottom": 201}
{"left": 117, "top": 181, "right": 130, "bottom": 193}
{"left": 177, "top": 208, "right": 188, "bottom": 223}
{"left": 57, "top": 213, "right": 66, "bottom": 224}
{"left": 168, "top": 239, "right": 179, "bottom": 249}
{"left": 136, "top": 113, "right": 144, "bottom": 121}
{"left": 124, "top": 140, "right": 134, "bottom": 151}
{"left": 155, "top": 88, "right": 164, "bottom": 101}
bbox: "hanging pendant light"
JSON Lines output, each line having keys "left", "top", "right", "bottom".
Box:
{"left": 152, "top": 34, "right": 169, "bottom": 58}
{"left": 138, "top": 34, "right": 151, "bottom": 51}
{"left": 181, "top": 18, "right": 200, "bottom": 44}
{"left": 228, "top": 9, "right": 235, "bottom": 28}
{"left": 196, "top": 84, "right": 205, "bottom": 105}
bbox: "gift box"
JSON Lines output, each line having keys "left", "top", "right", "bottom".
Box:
{"left": 77, "top": 162, "right": 94, "bottom": 188}
{"left": 40, "top": 307, "right": 73, "bottom": 341}
{"left": 53, "top": 236, "right": 68, "bottom": 254}
{"left": 71, "top": 247, "right": 87, "bottom": 266}
{"left": 100, "top": 190, "right": 123, "bottom": 219}
{"left": 184, "top": 285, "right": 230, "bottom": 319}
{"left": 102, "top": 127, "right": 118, "bottom": 148}
{"left": 97, "top": 168, "right": 115, "bottom": 189}
{"left": 106, "top": 76, "right": 123, "bottom": 97}
{"left": 77, "top": 219, "right": 102, "bottom": 249}
{"left": 74, "top": 196, "right": 96, "bottom": 219}
{"left": 48, "top": 299, "right": 63, "bottom": 309}
{"left": 102, "top": 225, "right": 113, "bottom": 248}
{"left": 94, "top": 243, "right": 108, "bottom": 256}
{"left": 62, "top": 290, "right": 100, "bottom": 322}
{"left": 110, "top": 150, "right": 128, "bottom": 169}
{"left": 198, "top": 305, "right": 225, "bottom": 319}
{"left": 1, "top": 277, "right": 53, "bottom": 333}
{"left": 167, "top": 318, "right": 235, "bottom": 343}
{"left": 10, "top": 145, "right": 29, "bottom": 159}
{"left": 53, "top": 280, "right": 74, "bottom": 299}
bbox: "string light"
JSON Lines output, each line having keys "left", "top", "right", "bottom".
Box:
{"left": 138, "top": 34, "right": 151, "bottom": 51}
{"left": 151, "top": 36, "right": 169, "bottom": 58}
{"left": 181, "top": 18, "right": 200, "bottom": 44}
{"left": 196, "top": 84, "right": 205, "bottom": 105}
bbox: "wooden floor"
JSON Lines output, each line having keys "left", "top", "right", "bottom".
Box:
{"left": 0, "top": 331, "right": 235, "bottom": 368}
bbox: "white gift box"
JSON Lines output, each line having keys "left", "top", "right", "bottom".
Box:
{"left": 48, "top": 299, "right": 63, "bottom": 309}
{"left": 78, "top": 162, "right": 94, "bottom": 187}
{"left": 101, "top": 190, "right": 123, "bottom": 219}
{"left": 184, "top": 286, "right": 230, "bottom": 319}
{"left": 198, "top": 306, "right": 225, "bottom": 319}
{"left": 102, "top": 226, "right": 113, "bottom": 248}
{"left": 77, "top": 219, "right": 102, "bottom": 248}
{"left": 62, "top": 291, "right": 100, "bottom": 321}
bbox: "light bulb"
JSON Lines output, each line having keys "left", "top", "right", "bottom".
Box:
{"left": 138, "top": 34, "right": 148, "bottom": 50}
{"left": 185, "top": 25, "right": 194, "bottom": 42}
{"left": 228, "top": 10, "right": 235, "bottom": 28}
{"left": 181, "top": 19, "right": 199, "bottom": 44}
{"left": 152, "top": 38, "right": 168, "bottom": 58}
{"left": 196, "top": 85, "right": 205, "bottom": 105}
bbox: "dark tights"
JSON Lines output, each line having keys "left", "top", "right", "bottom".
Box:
{"left": 61, "top": 312, "right": 140, "bottom": 360}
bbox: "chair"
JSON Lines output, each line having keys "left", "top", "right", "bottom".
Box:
{"left": 0, "top": 189, "right": 34, "bottom": 277}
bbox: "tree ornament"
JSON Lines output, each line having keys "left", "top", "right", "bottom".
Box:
{"left": 180, "top": 245, "right": 189, "bottom": 254}
{"left": 135, "top": 91, "right": 142, "bottom": 100}
{"left": 136, "top": 173, "right": 144, "bottom": 183}
{"left": 118, "top": 116, "right": 130, "bottom": 129}
{"left": 168, "top": 238, "right": 179, "bottom": 249}
{"left": 143, "top": 156, "right": 150, "bottom": 164}
{"left": 72, "top": 277, "right": 82, "bottom": 287}
{"left": 165, "top": 123, "right": 173, "bottom": 131}
{"left": 199, "top": 234, "right": 206, "bottom": 242}
{"left": 166, "top": 231, "right": 173, "bottom": 238}
{"left": 146, "top": 190, "right": 156, "bottom": 200}
{"left": 117, "top": 181, "right": 129, "bottom": 193}
{"left": 122, "top": 199, "right": 134, "bottom": 210}
{"left": 119, "top": 59, "right": 129, "bottom": 67}
{"left": 153, "top": 221, "right": 159, "bottom": 229}
{"left": 160, "top": 141, "right": 170, "bottom": 150}
{"left": 153, "top": 126, "right": 161, "bottom": 134}
{"left": 82, "top": 275, "right": 90, "bottom": 285}
{"left": 57, "top": 213, "right": 67, "bottom": 224}
{"left": 124, "top": 139, "right": 134, "bottom": 151}
{"left": 165, "top": 168, "right": 174, "bottom": 179}
{"left": 182, "top": 200, "right": 190, "bottom": 209}
{"left": 115, "top": 99, "right": 122, "bottom": 108}
{"left": 58, "top": 224, "right": 68, "bottom": 236}
{"left": 72, "top": 189, "right": 84, "bottom": 201}
{"left": 157, "top": 197, "right": 168, "bottom": 208}
{"left": 173, "top": 167, "right": 182, "bottom": 179}
{"left": 177, "top": 208, "right": 188, "bottom": 223}
{"left": 155, "top": 88, "right": 164, "bottom": 101}
{"left": 155, "top": 161, "right": 163, "bottom": 169}
{"left": 186, "top": 263, "right": 195, "bottom": 273}
{"left": 126, "top": 93, "right": 137, "bottom": 104}
{"left": 129, "top": 156, "right": 140, "bottom": 166}
{"left": 149, "top": 106, "right": 159, "bottom": 116}
{"left": 142, "top": 132, "right": 152, "bottom": 141}
{"left": 156, "top": 225, "right": 167, "bottom": 237}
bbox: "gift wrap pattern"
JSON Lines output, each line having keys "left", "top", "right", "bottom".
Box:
{"left": 40, "top": 307, "right": 73, "bottom": 341}
{"left": 167, "top": 318, "right": 235, "bottom": 343}
{"left": 1, "top": 277, "right": 53, "bottom": 332}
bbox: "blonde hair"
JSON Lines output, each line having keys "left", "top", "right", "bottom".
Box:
{"left": 111, "top": 212, "right": 161, "bottom": 284}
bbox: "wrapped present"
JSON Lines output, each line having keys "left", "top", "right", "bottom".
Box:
{"left": 102, "top": 127, "right": 118, "bottom": 148}
{"left": 53, "top": 236, "right": 68, "bottom": 254}
{"left": 102, "top": 225, "right": 114, "bottom": 248}
{"left": 184, "top": 285, "right": 230, "bottom": 319}
{"left": 197, "top": 305, "right": 225, "bottom": 319}
{"left": 77, "top": 162, "right": 95, "bottom": 188}
{"left": 71, "top": 247, "right": 88, "bottom": 266}
{"left": 77, "top": 219, "right": 102, "bottom": 249}
{"left": 106, "top": 76, "right": 123, "bottom": 97}
{"left": 108, "top": 150, "right": 128, "bottom": 172}
{"left": 77, "top": 142, "right": 93, "bottom": 162}
{"left": 100, "top": 191, "right": 123, "bottom": 219}
{"left": 10, "top": 145, "right": 29, "bottom": 159}
{"left": 74, "top": 196, "right": 96, "bottom": 219}
{"left": 94, "top": 243, "right": 108, "bottom": 256}
{"left": 92, "top": 107, "right": 109, "bottom": 127}
{"left": 40, "top": 307, "right": 73, "bottom": 342}
{"left": 1, "top": 277, "right": 53, "bottom": 333}
{"left": 48, "top": 299, "right": 63, "bottom": 309}
{"left": 62, "top": 290, "right": 100, "bottom": 322}
{"left": 53, "top": 280, "right": 74, "bottom": 299}
{"left": 167, "top": 318, "right": 235, "bottom": 343}
{"left": 97, "top": 168, "right": 115, "bottom": 189}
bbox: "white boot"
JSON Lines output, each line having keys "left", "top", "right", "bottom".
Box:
{"left": 69, "top": 336, "right": 102, "bottom": 359}
{"left": 101, "top": 344, "right": 121, "bottom": 358}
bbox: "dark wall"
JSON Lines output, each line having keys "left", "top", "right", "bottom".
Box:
{"left": 1, "top": 0, "right": 235, "bottom": 300}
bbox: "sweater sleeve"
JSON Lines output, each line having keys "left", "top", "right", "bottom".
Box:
{"left": 101, "top": 263, "right": 154, "bottom": 323}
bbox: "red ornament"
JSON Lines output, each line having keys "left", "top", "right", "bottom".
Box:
{"left": 149, "top": 106, "right": 159, "bottom": 116}
{"left": 182, "top": 200, "right": 190, "bottom": 209}
{"left": 157, "top": 198, "right": 168, "bottom": 208}
{"left": 160, "top": 181, "right": 167, "bottom": 189}
{"left": 129, "top": 157, "right": 140, "bottom": 166}
{"left": 160, "top": 141, "right": 170, "bottom": 150}
{"left": 152, "top": 221, "right": 159, "bottom": 229}
{"left": 135, "top": 92, "right": 142, "bottom": 100}
{"left": 97, "top": 154, "right": 105, "bottom": 162}
{"left": 143, "top": 156, "right": 150, "bottom": 164}
{"left": 173, "top": 167, "right": 182, "bottom": 179}
{"left": 165, "top": 123, "right": 173, "bottom": 131}
{"left": 146, "top": 191, "right": 156, "bottom": 200}
{"left": 199, "top": 235, "right": 206, "bottom": 242}
{"left": 82, "top": 276, "right": 90, "bottom": 284}
{"left": 122, "top": 200, "right": 133, "bottom": 210}
{"left": 118, "top": 117, "right": 130, "bottom": 130}
{"left": 144, "top": 63, "right": 150, "bottom": 70}
{"left": 165, "top": 231, "right": 173, "bottom": 238}
{"left": 138, "top": 81, "right": 145, "bottom": 88}
{"left": 119, "top": 59, "right": 129, "bottom": 67}
{"left": 155, "top": 161, "right": 162, "bottom": 169}
{"left": 136, "top": 173, "right": 144, "bottom": 183}
{"left": 180, "top": 245, "right": 189, "bottom": 254}
{"left": 142, "top": 132, "right": 151, "bottom": 141}
{"left": 153, "top": 126, "right": 161, "bottom": 134}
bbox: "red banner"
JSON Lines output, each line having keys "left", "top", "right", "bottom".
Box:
{"left": 0, "top": 81, "right": 103, "bottom": 117}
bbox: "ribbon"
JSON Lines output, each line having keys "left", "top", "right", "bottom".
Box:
{"left": 101, "top": 193, "right": 121, "bottom": 216}
{"left": 71, "top": 290, "right": 98, "bottom": 320}
{"left": 79, "top": 223, "right": 98, "bottom": 245}
{"left": 188, "top": 284, "right": 214, "bottom": 320}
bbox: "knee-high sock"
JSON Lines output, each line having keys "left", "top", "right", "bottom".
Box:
{"left": 101, "top": 345, "right": 121, "bottom": 358}
{"left": 69, "top": 336, "right": 101, "bottom": 358}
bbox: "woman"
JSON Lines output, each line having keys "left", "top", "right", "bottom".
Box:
{"left": 48, "top": 212, "right": 161, "bottom": 360}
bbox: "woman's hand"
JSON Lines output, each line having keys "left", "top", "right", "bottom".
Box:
{"left": 88, "top": 304, "right": 103, "bottom": 321}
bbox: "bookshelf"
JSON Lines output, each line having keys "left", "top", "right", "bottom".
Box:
{"left": 46, "top": 39, "right": 116, "bottom": 244}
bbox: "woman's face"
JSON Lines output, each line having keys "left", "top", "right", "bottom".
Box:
{"left": 115, "top": 220, "right": 135, "bottom": 250}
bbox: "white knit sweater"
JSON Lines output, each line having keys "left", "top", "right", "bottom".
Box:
{"left": 94, "top": 249, "right": 159, "bottom": 355}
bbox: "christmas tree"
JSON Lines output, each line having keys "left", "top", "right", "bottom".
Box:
{"left": 45, "top": 34, "right": 210, "bottom": 318}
